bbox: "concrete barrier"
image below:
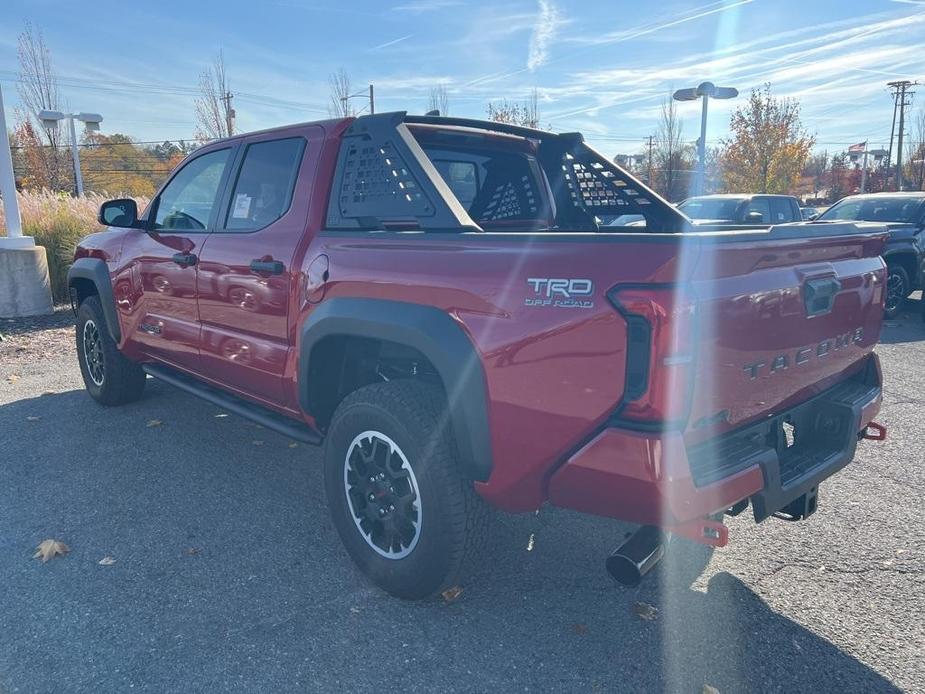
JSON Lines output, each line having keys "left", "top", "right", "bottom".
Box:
{"left": 0, "top": 245, "right": 55, "bottom": 317}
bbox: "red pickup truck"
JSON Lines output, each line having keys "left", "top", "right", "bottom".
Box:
{"left": 69, "top": 113, "right": 886, "bottom": 598}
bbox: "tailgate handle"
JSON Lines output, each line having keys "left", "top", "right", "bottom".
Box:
{"left": 804, "top": 277, "right": 841, "bottom": 317}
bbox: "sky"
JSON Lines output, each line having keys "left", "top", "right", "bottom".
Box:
{"left": 1, "top": 0, "right": 923, "bottom": 159}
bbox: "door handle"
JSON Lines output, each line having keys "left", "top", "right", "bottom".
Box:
{"left": 250, "top": 259, "right": 285, "bottom": 275}
{"left": 171, "top": 252, "right": 197, "bottom": 267}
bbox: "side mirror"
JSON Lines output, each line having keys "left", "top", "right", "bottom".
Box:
{"left": 745, "top": 211, "right": 765, "bottom": 223}
{"left": 99, "top": 198, "right": 140, "bottom": 228}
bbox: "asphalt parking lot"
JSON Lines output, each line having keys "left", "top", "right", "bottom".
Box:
{"left": 1, "top": 302, "right": 923, "bottom": 694}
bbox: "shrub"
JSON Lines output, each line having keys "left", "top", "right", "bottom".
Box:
{"left": 1, "top": 190, "right": 148, "bottom": 302}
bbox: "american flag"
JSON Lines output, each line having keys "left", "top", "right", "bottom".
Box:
{"left": 848, "top": 141, "right": 867, "bottom": 153}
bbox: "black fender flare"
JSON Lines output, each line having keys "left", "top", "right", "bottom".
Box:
{"left": 299, "top": 298, "right": 492, "bottom": 482}
{"left": 67, "top": 257, "right": 121, "bottom": 343}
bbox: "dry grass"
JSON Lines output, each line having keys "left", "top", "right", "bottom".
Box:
{"left": 1, "top": 190, "right": 148, "bottom": 301}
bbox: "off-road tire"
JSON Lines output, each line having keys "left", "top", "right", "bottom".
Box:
{"left": 884, "top": 265, "right": 909, "bottom": 320}
{"left": 76, "top": 296, "right": 146, "bottom": 406}
{"left": 323, "top": 380, "right": 489, "bottom": 599}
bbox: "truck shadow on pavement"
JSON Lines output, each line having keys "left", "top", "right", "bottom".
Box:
{"left": 0, "top": 382, "right": 902, "bottom": 693}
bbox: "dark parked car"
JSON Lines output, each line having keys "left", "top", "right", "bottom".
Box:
{"left": 678, "top": 194, "right": 803, "bottom": 225}
{"left": 815, "top": 192, "right": 925, "bottom": 318}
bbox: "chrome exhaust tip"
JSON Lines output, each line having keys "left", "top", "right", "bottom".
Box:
{"left": 606, "top": 525, "right": 667, "bottom": 587}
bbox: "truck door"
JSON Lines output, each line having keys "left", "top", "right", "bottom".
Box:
{"left": 195, "top": 128, "right": 321, "bottom": 408}
{"left": 120, "top": 146, "right": 234, "bottom": 372}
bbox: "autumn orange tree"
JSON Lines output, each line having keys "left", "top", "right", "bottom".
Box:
{"left": 720, "top": 84, "right": 814, "bottom": 194}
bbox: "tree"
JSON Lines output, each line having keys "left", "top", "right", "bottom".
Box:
{"left": 906, "top": 106, "right": 925, "bottom": 191}
{"left": 195, "top": 50, "right": 234, "bottom": 141}
{"left": 487, "top": 88, "right": 539, "bottom": 128}
{"left": 16, "top": 22, "right": 70, "bottom": 192}
{"left": 428, "top": 85, "right": 449, "bottom": 116}
{"left": 720, "top": 84, "right": 814, "bottom": 194}
{"left": 328, "top": 69, "right": 355, "bottom": 118}
{"left": 80, "top": 133, "right": 171, "bottom": 198}
{"left": 827, "top": 152, "right": 848, "bottom": 202}
{"left": 650, "top": 95, "right": 694, "bottom": 201}
{"left": 801, "top": 151, "right": 829, "bottom": 197}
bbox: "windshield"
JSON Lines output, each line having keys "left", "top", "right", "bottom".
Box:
{"left": 678, "top": 197, "right": 744, "bottom": 221}
{"left": 819, "top": 197, "right": 923, "bottom": 223}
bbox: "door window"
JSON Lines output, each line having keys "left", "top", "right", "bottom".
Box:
{"left": 223, "top": 138, "right": 305, "bottom": 231}
{"left": 769, "top": 197, "right": 793, "bottom": 223}
{"left": 153, "top": 149, "right": 231, "bottom": 231}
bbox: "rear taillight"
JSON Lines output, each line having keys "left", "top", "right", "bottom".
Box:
{"left": 608, "top": 285, "right": 697, "bottom": 426}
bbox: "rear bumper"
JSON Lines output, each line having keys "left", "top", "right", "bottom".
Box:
{"left": 547, "top": 354, "right": 883, "bottom": 526}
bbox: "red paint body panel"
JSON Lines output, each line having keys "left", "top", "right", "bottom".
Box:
{"left": 76, "top": 117, "right": 889, "bottom": 533}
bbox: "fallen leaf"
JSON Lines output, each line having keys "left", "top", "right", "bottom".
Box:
{"left": 632, "top": 601, "right": 659, "bottom": 621}
{"left": 33, "top": 539, "right": 69, "bottom": 563}
{"left": 146, "top": 419, "right": 162, "bottom": 428}
{"left": 183, "top": 547, "right": 201, "bottom": 556}
{"left": 26, "top": 416, "right": 41, "bottom": 422}
{"left": 98, "top": 556, "right": 116, "bottom": 566}
{"left": 882, "top": 559, "right": 894, "bottom": 567}
{"left": 252, "top": 440, "right": 264, "bottom": 446}
{"left": 703, "top": 686, "right": 721, "bottom": 694}
{"left": 526, "top": 533, "right": 535, "bottom": 551}
{"left": 441, "top": 586, "right": 464, "bottom": 603}
{"left": 570, "top": 623, "right": 588, "bottom": 636}
{"left": 288, "top": 442, "right": 299, "bottom": 449}
{"left": 7, "top": 374, "right": 20, "bottom": 384}
{"left": 896, "top": 549, "right": 908, "bottom": 555}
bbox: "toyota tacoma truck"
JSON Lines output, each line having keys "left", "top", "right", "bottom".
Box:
{"left": 68, "top": 113, "right": 887, "bottom": 598}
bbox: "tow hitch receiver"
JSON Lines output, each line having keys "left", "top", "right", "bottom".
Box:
{"left": 862, "top": 422, "right": 886, "bottom": 441}
{"left": 668, "top": 517, "right": 729, "bottom": 548}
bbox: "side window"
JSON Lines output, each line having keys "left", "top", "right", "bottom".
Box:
{"left": 744, "top": 198, "right": 771, "bottom": 223}
{"left": 769, "top": 198, "right": 792, "bottom": 223}
{"left": 224, "top": 137, "right": 305, "bottom": 231}
{"left": 153, "top": 149, "right": 231, "bottom": 231}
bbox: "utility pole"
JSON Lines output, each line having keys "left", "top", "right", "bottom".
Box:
{"left": 887, "top": 80, "right": 916, "bottom": 191}
{"left": 369, "top": 84, "right": 375, "bottom": 115}
{"left": 885, "top": 89, "right": 899, "bottom": 189}
{"left": 645, "top": 135, "right": 655, "bottom": 186}
{"left": 220, "top": 90, "right": 235, "bottom": 136}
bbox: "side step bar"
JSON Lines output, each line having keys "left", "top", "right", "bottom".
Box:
{"left": 142, "top": 364, "right": 323, "bottom": 446}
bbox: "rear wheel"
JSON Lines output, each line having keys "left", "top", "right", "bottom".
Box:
{"left": 884, "top": 265, "right": 909, "bottom": 319}
{"left": 76, "top": 296, "right": 146, "bottom": 405}
{"left": 323, "top": 380, "right": 489, "bottom": 599}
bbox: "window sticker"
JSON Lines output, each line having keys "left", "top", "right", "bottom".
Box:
{"left": 232, "top": 193, "right": 252, "bottom": 219}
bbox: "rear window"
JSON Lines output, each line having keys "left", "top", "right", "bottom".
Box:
{"left": 422, "top": 146, "right": 548, "bottom": 229}
{"left": 679, "top": 198, "right": 743, "bottom": 221}
{"left": 819, "top": 197, "right": 923, "bottom": 223}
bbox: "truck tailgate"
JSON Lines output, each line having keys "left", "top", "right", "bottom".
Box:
{"left": 684, "top": 224, "right": 886, "bottom": 445}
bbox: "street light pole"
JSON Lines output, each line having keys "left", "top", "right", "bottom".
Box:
{"left": 37, "top": 109, "right": 103, "bottom": 197}
{"left": 673, "top": 81, "right": 738, "bottom": 196}
{"left": 697, "top": 93, "right": 710, "bottom": 195}
{"left": 0, "top": 84, "right": 24, "bottom": 241}
{"left": 67, "top": 115, "right": 84, "bottom": 196}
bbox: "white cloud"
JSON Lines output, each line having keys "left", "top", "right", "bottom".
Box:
{"left": 372, "top": 34, "right": 413, "bottom": 50}
{"left": 393, "top": 0, "right": 461, "bottom": 12}
{"left": 527, "top": 0, "right": 562, "bottom": 71}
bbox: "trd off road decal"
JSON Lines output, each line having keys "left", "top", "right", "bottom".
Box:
{"left": 525, "top": 278, "right": 594, "bottom": 309}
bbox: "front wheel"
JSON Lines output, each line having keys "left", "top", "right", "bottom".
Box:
{"left": 884, "top": 265, "right": 909, "bottom": 319}
{"left": 323, "top": 381, "right": 489, "bottom": 599}
{"left": 76, "top": 296, "right": 146, "bottom": 405}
